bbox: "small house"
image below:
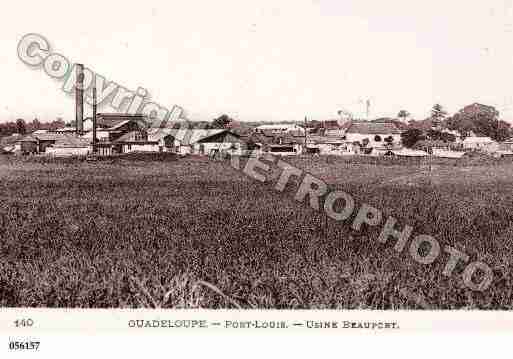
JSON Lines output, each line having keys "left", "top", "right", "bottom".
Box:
{"left": 45, "top": 136, "right": 91, "bottom": 157}
{"left": 462, "top": 136, "right": 498, "bottom": 152}
{"left": 82, "top": 113, "right": 149, "bottom": 143}
{"left": 344, "top": 121, "right": 402, "bottom": 149}
{"left": 112, "top": 131, "right": 160, "bottom": 153}
{"left": 34, "top": 133, "right": 67, "bottom": 153}
{"left": 18, "top": 135, "right": 38, "bottom": 155}
{"left": 306, "top": 135, "right": 355, "bottom": 155}
{"left": 266, "top": 134, "right": 303, "bottom": 156}
{"left": 0, "top": 134, "right": 24, "bottom": 154}
{"left": 193, "top": 130, "right": 245, "bottom": 156}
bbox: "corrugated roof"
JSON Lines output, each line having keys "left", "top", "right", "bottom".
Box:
{"left": 52, "top": 135, "right": 90, "bottom": 148}
{"left": 94, "top": 113, "right": 148, "bottom": 129}
{"left": 147, "top": 128, "right": 238, "bottom": 145}
{"left": 34, "top": 133, "right": 67, "bottom": 141}
{"left": 345, "top": 121, "right": 402, "bottom": 134}
{"left": 307, "top": 135, "right": 347, "bottom": 144}
{"left": 0, "top": 134, "right": 24, "bottom": 146}
{"left": 172, "top": 129, "right": 225, "bottom": 145}
{"left": 19, "top": 135, "right": 38, "bottom": 142}
{"left": 322, "top": 119, "right": 348, "bottom": 129}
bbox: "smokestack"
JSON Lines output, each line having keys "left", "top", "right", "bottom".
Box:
{"left": 92, "top": 75, "right": 97, "bottom": 153}
{"left": 75, "top": 64, "right": 84, "bottom": 135}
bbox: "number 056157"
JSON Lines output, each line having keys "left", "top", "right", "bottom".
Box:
{"left": 9, "top": 341, "right": 40, "bottom": 351}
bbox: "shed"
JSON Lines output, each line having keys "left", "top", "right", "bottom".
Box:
{"left": 45, "top": 136, "right": 91, "bottom": 157}
{"left": 18, "top": 135, "right": 38, "bottom": 155}
{"left": 113, "top": 131, "right": 153, "bottom": 153}
{"left": 194, "top": 130, "right": 245, "bottom": 156}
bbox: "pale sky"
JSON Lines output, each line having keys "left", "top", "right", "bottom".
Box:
{"left": 1, "top": 0, "right": 513, "bottom": 123}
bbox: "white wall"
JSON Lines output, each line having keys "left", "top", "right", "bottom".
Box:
{"left": 82, "top": 131, "right": 110, "bottom": 140}
{"left": 462, "top": 140, "right": 498, "bottom": 153}
{"left": 46, "top": 147, "right": 91, "bottom": 157}
{"left": 308, "top": 142, "right": 358, "bottom": 155}
{"left": 345, "top": 133, "right": 402, "bottom": 148}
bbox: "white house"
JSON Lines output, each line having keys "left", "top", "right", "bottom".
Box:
{"left": 343, "top": 122, "right": 402, "bottom": 149}
{"left": 306, "top": 135, "right": 356, "bottom": 155}
{"left": 462, "top": 136, "right": 497, "bottom": 152}
{"left": 146, "top": 129, "right": 244, "bottom": 155}
{"left": 192, "top": 130, "right": 245, "bottom": 156}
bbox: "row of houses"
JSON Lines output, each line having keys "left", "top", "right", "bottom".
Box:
{"left": 1, "top": 114, "right": 254, "bottom": 157}
{"left": 3, "top": 112, "right": 513, "bottom": 158}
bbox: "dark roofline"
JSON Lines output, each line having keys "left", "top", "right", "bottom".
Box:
{"left": 195, "top": 130, "right": 241, "bottom": 143}
{"left": 114, "top": 140, "right": 159, "bottom": 145}
{"left": 97, "top": 113, "right": 147, "bottom": 117}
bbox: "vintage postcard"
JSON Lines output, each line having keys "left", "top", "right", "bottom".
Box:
{"left": 1, "top": 0, "right": 513, "bottom": 356}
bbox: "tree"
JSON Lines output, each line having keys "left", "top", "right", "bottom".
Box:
{"left": 211, "top": 114, "right": 233, "bottom": 129}
{"left": 448, "top": 109, "right": 511, "bottom": 141}
{"left": 493, "top": 120, "right": 512, "bottom": 142}
{"left": 337, "top": 108, "right": 354, "bottom": 120}
{"left": 431, "top": 104, "right": 447, "bottom": 129}
{"left": 401, "top": 128, "right": 425, "bottom": 148}
{"left": 48, "top": 118, "right": 66, "bottom": 131}
{"left": 16, "top": 119, "right": 27, "bottom": 135}
{"left": 397, "top": 110, "right": 410, "bottom": 123}
{"left": 32, "top": 118, "right": 41, "bottom": 131}
{"left": 426, "top": 129, "right": 456, "bottom": 142}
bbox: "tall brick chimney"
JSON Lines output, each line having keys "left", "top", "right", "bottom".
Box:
{"left": 75, "top": 64, "right": 84, "bottom": 135}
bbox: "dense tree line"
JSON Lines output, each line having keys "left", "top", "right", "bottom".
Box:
{"left": 401, "top": 104, "right": 512, "bottom": 148}
{"left": 0, "top": 118, "right": 66, "bottom": 137}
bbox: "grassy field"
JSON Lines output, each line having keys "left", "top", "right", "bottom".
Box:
{"left": 1, "top": 154, "right": 512, "bottom": 309}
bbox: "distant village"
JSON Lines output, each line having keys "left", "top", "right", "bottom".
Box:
{"left": 1, "top": 102, "right": 513, "bottom": 160}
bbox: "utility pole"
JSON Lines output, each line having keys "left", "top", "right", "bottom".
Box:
{"left": 304, "top": 116, "right": 308, "bottom": 155}
{"left": 75, "top": 64, "right": 84, "bottom": 136}
{"left": 496, "top": 109, "right": 500, "bottom": 142}
{"left": 92, "top": 75, "right": 97, "bottom": 153}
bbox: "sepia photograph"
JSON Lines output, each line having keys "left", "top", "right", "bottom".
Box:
{"left": 1, "top": 0, "right": 513, "bottom": 321}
